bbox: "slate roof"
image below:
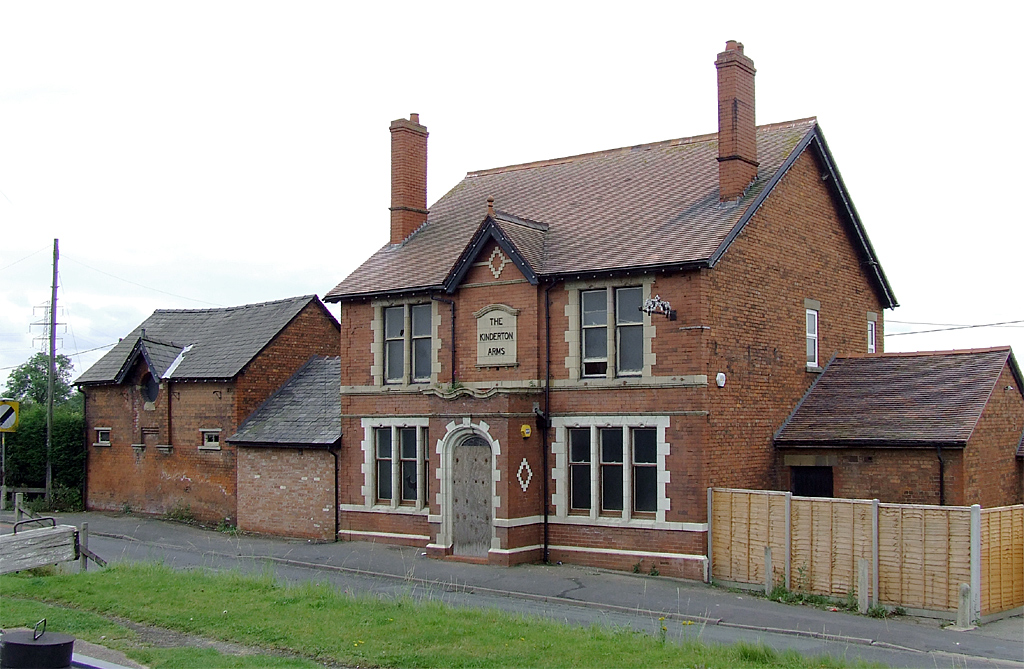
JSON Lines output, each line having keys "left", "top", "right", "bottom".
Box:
{"left": 228, "top": 356, "right": 340, "bottom": 447}
{"left": 774, "top": 348, "right": 1023, "bottom": 447}
{"left": 325, "top": 118, "right": 896, "bottom": 307}
{"left": 76, "top": 295, "right": 329, "bottom": 384}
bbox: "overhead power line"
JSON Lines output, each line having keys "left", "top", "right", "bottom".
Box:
{"left": 63, "top": 255, "right": 223, "bottom": 306}
{"left": 887, "top": 319, "right": 1024, "bottom": 337}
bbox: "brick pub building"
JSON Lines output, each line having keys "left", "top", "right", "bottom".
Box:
{"left": 323, "top": 42, "right": 899, "bottom": 579}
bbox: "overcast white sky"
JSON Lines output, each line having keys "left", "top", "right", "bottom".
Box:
{"left": 2, "top": 1, "right": 1022, "bottom": 389}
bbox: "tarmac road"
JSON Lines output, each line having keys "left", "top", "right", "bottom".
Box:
{"left": 3, "top": 511, "right": 1022, "bottom": 668}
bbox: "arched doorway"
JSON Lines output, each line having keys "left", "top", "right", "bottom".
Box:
{"left": 451, "top": 435, "right": 492, "bottom": 556}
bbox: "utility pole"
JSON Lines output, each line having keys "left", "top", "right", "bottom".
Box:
{"left": 46, "top": 238, "right": 58, "bottom": 502}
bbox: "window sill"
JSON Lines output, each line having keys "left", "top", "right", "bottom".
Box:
{"left": 92, "top": 442, "right": 111, "bottom": 448}
{"left": 198, "top": 445, "right": 222, "bottom": 452}
{"left": 156, "top": 445, "right": 173, "bottom": 454}
{"left": 806, "top": 366, "right": 824, "bottom": 373}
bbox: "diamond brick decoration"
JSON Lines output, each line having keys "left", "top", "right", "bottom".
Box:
{"left": 517, "top": 457, "right": 533, "bottom": 492}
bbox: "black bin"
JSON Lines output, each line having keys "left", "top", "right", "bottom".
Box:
{"left": 0, "top": 628, "right": 75, "bottom": 669}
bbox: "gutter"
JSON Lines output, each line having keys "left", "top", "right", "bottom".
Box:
{"left": 539, "top": 279, "right": 559, "bottom": 563}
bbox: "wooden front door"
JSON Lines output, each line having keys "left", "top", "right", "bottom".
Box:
{"left": 451, "top": 436, "right": 492, "bottom": 556}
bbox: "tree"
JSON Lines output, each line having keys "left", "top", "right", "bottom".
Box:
{"left": 4, "top": 352, "right": 75, "bottom": 405}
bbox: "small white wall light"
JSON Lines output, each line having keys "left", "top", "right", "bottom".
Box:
{"left": 716, "top": 372, "right": 726, "bottom": 388}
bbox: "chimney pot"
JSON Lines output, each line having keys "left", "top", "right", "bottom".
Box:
{"left": 487, "top": 197, "right": 495, "bottom": 216}
{"left": 409, "top": 113, "right": 419, "bottom": 123}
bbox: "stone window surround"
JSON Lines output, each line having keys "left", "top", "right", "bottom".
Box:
{"left": 370, "top": 299, "right": 440, "bottom": 387}
{"left": 564, "top": 277, "right": 656, "bottom": 382}
{"left": 551, "top": 415, "right": 671, "bottom": 525}
{"left": 93, "top": 427, "right": 112, "bottom": 447}
{"left": 360, "top": 417, "right": 430, "bottom": 512}
{"left": 199, "top": 428, "right": 222, "bottom": 451}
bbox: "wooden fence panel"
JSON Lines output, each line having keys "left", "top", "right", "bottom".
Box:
{"left": 981, "top": 506, "right": 1024, "bottom": 616}
{"left": 789, "top": 497, "right": 872, "bottom": 597}
{"left": 711, "top": 489, "right": 789, "bottom": 585}
{"left": 711, "top": 489, "right": 1022, "bottom": 616}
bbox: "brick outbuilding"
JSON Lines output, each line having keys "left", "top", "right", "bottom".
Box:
{"left": 76, "top": 295, "right": 339, "bottom": 523}
{"left": 775, "top": 347, "right": 1024, "bottom": 507}
{"left": 321, "top": 42, "right": 900, "bottom": 579}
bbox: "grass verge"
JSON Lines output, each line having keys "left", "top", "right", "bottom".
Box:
{"left": 2, "top": 562, "right": 883, "bottom": 668}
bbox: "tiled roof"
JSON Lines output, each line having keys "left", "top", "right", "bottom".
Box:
{"left": 76, "top": 295, "right": 326, "bottom": 384}
{"left": 775, "top": 348, "right": 1019, "bottom": 447}
{"left": 227, "top": 356, "right": 340, "bottom": 447}
{"left": 327, "top": 118, "right": 892, "bottom": 301}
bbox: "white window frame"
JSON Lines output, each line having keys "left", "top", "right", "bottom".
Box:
{"left": 94, "top": 427, "right": 111, "bottom": 446}
{"left": 361, "top": 418, "right": 430, "bottom": 511}
{"left": 806, "top": 308, "right": 819, "bottom": 369}
{"left": 377, "top": 302, "right": 436, "bottom": 386}
{"left": 867, "top": 320, "right": 876, "bottom": 354}
{"left": 579, "top": 285, "right": 646, "bottom": 379}
{"left": 553, "top": 416, "right": 670, "bottom": 524}
{"left": 199, "top": 429, "right": 221, "bottom": 451}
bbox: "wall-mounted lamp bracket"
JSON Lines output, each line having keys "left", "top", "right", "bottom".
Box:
{"left": 641, "top": 295, "right": 677, "bottom": 321}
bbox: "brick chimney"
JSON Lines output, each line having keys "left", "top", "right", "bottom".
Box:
{"left": 389, "top": 113, "right": 429, "bottom": 244}
{"left": 716, "top": 41, "right": 758, "bottom": 201}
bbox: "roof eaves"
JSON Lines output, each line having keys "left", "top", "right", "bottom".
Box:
{"left": 775, "top": 438, "right": 969, "bottom": 448}
{"left": 808, "top": 128, "right": 898, "bottom": 309}
{"left": 709, "top": 124, "right": 898, "bottom": 311}
{"left": 443, "top": 215, "right": 539, "bottom": 294}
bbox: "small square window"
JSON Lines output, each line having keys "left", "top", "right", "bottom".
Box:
{"left": 199, "top": 430, "right": 221, "bottom": 450}
{"left": 94, "top": 428, "right": 111, "bottom": 446}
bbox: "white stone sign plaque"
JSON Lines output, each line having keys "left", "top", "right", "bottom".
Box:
{"left": 475, "top": 304, "right": 519, "bottom": 367}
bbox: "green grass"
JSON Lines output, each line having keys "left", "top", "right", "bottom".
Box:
{"left": 1, "top": 563, "right": 883, "bottom": 668}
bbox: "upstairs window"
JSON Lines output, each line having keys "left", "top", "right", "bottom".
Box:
{"left": 806, "top": 309, "right": 819, "bottom": 368}
{"left": 94, "top": 428, "right": 111, "bottom": 446}
{"left": 867, "top": 319, "right": 877, "bottom": 353}
{"left": 383, "top": 304, "right": 433, "bottom": 384}
{"left": 581, "top": 286, "right": 644, "bottom": 378}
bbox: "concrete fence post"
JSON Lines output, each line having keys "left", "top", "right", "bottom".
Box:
{"left": 784, "top": 492, "right": 792, "bottom": 591}
{"left": 871, "top": 499, "right": 879, "bottom": 607}
{"left": 858, "top": 558, "right": 869, "bottom": 614}
{"left": 970, "top": 504, "right": 982, "bottom": 623}
{"left": 14, "top": 492, "right": 23, "bottom": 524}
{"left": 957, "top": 583, "right": 975, "bottom": 629}
{"left": 764, "top": 546, "right": 773, "bottom": 596}
{"left": 706, "top": 487, "right": 713, "bottom": 583}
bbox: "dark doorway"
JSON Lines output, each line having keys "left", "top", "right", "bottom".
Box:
{"left": 791, "top": 466, "right": 833, "bottom": 497}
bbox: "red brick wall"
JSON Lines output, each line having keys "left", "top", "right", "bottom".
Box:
{"left": 963, "top": 363, "right": 1024, "bottom": 506}
{"left": 705, "top": 150, "right": 886, "bottom": 500}
{"left": 237, "top": 447, "right": 336, "bottom": 540}
{"left": 84, "top": 367, "right": 237, "bottom": 521}
{"left": 235, "top": 301, "right": 340, "bottom": 425}
{"left": 85, "top": 299, "right": 339, "bottom": 523}
{"left": 780, "top": 448, "right": 964, "bottom": 505}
